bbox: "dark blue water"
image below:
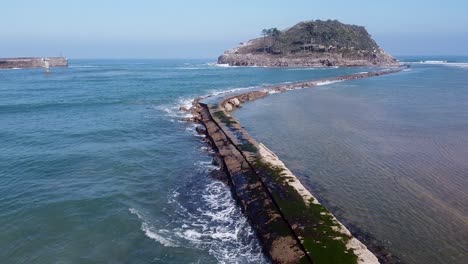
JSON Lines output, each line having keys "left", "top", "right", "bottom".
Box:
{"left": 234, "top": 58, "right": 468, "bottom": 264}
{"left": 0, "top": 60, "right": 371, "bottom": 263}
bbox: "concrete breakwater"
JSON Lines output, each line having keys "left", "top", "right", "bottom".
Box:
{"left": 189, "top": 66, "right": 407, "bottom": 264}
{"left": 0, "top": 57, "right": 68, "bottom": 69}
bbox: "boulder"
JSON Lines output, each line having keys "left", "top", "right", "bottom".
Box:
{"left": 224, "top": 102, "right": 233, "bottom": 112}
{"left": 229, "top": 98, "right": 241, "bottom": 107}
{"left": 195, "top": 126, "right": 206, "bottom": 135}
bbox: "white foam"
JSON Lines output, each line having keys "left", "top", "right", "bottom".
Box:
{"left": 194, "top": 160, "right": 220, "bottom": 172}
{"left": 186, "top": 124, "right": 206, "bottom": 138}
{"left": 418, "top": 60, "right": 448, "bottom": 64}
{"left": 129, "top": 208, "right": 179, "bottom": 247}
{"left": 208, "top": 86, "right": 254, "bottom": 97}
{"left": 214, "top": 63, "right": 231, "bottom": 68}
{"left": 153, "top": 96, "right": 195, "bottom": 120}
{"left": 141, "top": 223, "right": 179, "bottom": 247}
{"left": 200, "top": 146, "right": 214, "bottom": 153}
{"left": 316, "top": 80, "right": 343, "bottom": 86}
{"left": 265, "top": 89, "right": 281, "bottom": 94}
{"left": 130, "top": 178, "right": 267, "bottom": 263}
{"left": 412, "top": 61, "right": 468, "bottom": 69}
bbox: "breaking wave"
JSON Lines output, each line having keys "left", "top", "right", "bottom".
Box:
{"left": 418, "top": 60, "right": 448, "bottom": 64}
{"left": 316, "top": 80, "right": 343, "bottom": 86}
{"left": 412, "top": 61, "right": 468, "bottom": 69}
{"left": 129, "top": 177, "right": 268, "bottom": 263}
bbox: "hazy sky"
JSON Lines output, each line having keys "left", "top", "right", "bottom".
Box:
{"left": 1, "top": 0, "right": 467, "bottom": 58}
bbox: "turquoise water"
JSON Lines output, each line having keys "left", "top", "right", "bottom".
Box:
{"left": 234, "top": 58, "right": 468, "bottom": 264}
{"left": 0, "top": 60, "right": 371, "bottom": 263}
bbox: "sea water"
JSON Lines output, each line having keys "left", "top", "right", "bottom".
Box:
{"left": 233, "top": 57, "right": 468, "bottom": 264}
{"left": 0, "top": 60, "right": 370, "bottom": 263}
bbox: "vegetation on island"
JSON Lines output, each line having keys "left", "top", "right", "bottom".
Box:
{"left": 257, "top": 20, "right": 381, "bottom": 57}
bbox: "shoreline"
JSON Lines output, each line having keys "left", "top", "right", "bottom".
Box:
{"left": 188, "top": 66, "right": 408, "bottom": 264}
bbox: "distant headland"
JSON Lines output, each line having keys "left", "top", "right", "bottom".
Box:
{"left": 0, "top": 57, "right": 68, "bottom": 69}
{"left": 218, "top": 20, "right": 398, "bottom": 67}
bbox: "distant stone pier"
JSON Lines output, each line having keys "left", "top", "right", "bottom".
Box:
{"left": 0, "top": 57, "right": 68, "bottom": 69}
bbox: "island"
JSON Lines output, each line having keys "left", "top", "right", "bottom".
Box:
{"left": 218, "top": 20, "right": 398, "bottom": 67}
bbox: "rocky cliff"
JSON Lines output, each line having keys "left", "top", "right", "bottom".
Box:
{"left": 218, "top": 20, "right": 398, "bottom": 67}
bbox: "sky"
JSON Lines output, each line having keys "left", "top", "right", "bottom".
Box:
{"left": 1, "top": 0, "right": 467, "bottom": 58}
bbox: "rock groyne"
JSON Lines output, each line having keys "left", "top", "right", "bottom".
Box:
{"left": 189, "top": 66, "right": 408, "bottom": 264}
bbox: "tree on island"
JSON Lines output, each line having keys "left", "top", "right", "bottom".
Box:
{"left": 261, "top": 28, "right": 282, "bottom": 53}
{"left": 261, "top": 29, "right": 269, "bottom": 52}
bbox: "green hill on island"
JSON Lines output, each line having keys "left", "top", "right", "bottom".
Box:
{"left": 218, "top": 20, "right": 398, "bottom": 67}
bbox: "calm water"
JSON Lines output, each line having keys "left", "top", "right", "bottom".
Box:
{"left": 234, "top": 58, "right": 468, "bottom": 264}
{"left": 0, "top": 60, "right": 370, "bottom": 263}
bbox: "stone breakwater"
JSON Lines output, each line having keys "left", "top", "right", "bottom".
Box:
{"left": 0, "top": 57, "right": 68, "bottom": 69}
{"left": 187, "top": 66, "right": 408, "bottom": 264}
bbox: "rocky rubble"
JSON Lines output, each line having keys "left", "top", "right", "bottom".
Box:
{"left": 218, "top": 51, "right": 398, "bottom": 67}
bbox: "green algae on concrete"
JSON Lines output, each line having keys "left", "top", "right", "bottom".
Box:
{"left": 253, "top": 160, "right": 359, "bottom": 264}
{"left": 212, "top": 110, "right": 238, "bottom": 127}
{"left": 210, "top": 106, "right": 360, "bottom": 263}
{"left": 239, "top": 142, "right": 258, "bottom": 153}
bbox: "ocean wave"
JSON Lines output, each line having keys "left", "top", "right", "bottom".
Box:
{"left": 153, "top": 97, "right": 195, "bottom": 120}
{"left": 194, "top": 160, "right": 220, "bottom": 172}
{"left": 265, "top": 89, "right": 281, "bottom": 94}
{"left": 212, "top": 63, "right": 231, "bottom": 68}
{"left": 186, "top": 124, "right": 205, "bottom": 138}
{"left": 208, "top": 86, "right": 256, "bottom": 97}
{"left": 418, "top": 60, "right": 448, "bottom": 64}
{"left": 129, "top": 180, "right": 267, "bottom": 263}
{"left": 200, "top": 146, "right": 214, "bottom": 153}
{"left": 411, "top": 61, "right": 468, "bottom": 68}
{"left": 129, "top": 208, "right": 179, "bottom": 247}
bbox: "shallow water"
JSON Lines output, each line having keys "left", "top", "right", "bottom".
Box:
{"left": 0, "top": 60, "right": 371, "bottom": 263}
{"left": 234, "top": 58, "right": 468, "bottom": 264}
